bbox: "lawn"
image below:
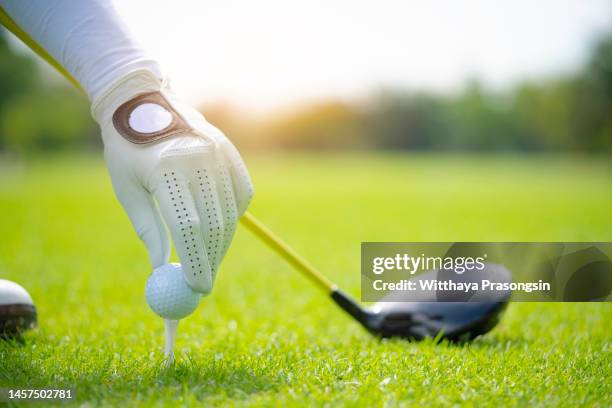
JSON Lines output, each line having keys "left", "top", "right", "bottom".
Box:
{"left": 0, "top": 152, "right": 611, "bottom": 407}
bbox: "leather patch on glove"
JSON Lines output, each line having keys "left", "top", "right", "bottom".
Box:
{"left": 113, "top": 91, "right": 192, "bottom": 144}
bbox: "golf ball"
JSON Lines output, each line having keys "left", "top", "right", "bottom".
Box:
{"left": 145, "top": 263, "right": 201, "bottom": 320}
{"left": 0, "top": 279, "right": 37, "bottom": 336}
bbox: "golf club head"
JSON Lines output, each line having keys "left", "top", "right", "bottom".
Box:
{"left": 332, "top": 263, "right": 511, "bottom": 342}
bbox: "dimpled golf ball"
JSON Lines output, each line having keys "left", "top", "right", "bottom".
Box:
{"left": 145, "top": 263, "right": 201, "bottom": 320}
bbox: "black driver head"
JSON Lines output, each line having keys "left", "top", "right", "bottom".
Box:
{"left": 331, "top": 263, "right": 511, "bottom": 342}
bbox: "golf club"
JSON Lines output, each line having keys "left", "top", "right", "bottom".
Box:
{"left": 241, "top": 212, "right": 511, "bottom": 341}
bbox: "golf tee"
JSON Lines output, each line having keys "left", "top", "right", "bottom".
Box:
{"left": 164, "top": 319, "right": 179, "bottom": 366}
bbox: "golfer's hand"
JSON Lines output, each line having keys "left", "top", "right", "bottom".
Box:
{"left": 93, "top": 70, "right": 253, "bottom": 293}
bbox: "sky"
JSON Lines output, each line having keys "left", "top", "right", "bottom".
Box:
{"left": 11, "top": 0, "right": 612, "bottom": 111}
{"left": 111, "top": 0, "right": 612, "bottom": 111}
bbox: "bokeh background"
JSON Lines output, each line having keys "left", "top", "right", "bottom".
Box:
{"left": 1, "top": 0, "right": 611, "bottom": 154}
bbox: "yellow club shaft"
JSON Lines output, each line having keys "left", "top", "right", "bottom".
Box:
{"left": 240, "top": 212, "right": 336, "bottom": 293}
{"left": 0, "top": 7, "right": 83, "bottom": 91}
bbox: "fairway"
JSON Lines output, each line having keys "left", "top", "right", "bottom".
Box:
{"left": 0, "top": 153, "right": 611, "bottom": 406}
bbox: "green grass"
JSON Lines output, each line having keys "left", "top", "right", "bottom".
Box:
{"left": 0, "top": 152, "right": 611, "bottom": 407}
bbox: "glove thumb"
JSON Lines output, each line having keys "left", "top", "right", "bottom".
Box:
{"left": 107, "top": 167, "right": 170, "bottom": 268}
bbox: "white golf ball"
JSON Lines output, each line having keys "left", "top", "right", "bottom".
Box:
{"left": 145, "top": 263, "right": 201, "bottom": 320}
{"left": 0, "top": 279, "right": 37, "bottom": 336}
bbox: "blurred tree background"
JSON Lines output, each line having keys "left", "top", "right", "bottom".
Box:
{"left": 0, "top": 28, "right": 610, "bottom": 154}
{"left": 0, "top": 31, "right": 97, "bottom": 153}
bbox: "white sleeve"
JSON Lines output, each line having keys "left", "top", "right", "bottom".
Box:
{"left": 0, "top": 0, "right": 162, "bottom": 103}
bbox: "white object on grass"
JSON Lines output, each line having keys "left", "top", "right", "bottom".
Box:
{"left": 0, "top": 279, "right": 37, "bottom": 335}
{"left": 164, "top": 319, "right": 179, "bottom": 366}
{"left": 0, "top": 279, "right": 34, "bottom": 305}
{"left": 145, "top": 263, "right": 201, "bottom": 320}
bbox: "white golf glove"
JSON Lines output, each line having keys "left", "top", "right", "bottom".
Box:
{"left": 92, "top": 69, "right": 253, "bottom": 293}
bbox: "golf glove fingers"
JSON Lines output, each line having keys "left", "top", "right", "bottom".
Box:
{"left": 93, "top": 70, "right": 253, "bottom": 293}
